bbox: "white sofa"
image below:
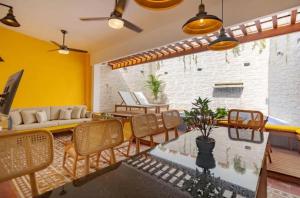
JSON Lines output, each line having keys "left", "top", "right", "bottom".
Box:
{"left": 9, "top": 105, "right": 92, "bottom": 131}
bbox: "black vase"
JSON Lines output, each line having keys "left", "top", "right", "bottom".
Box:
{"left": 196, "top": 152, "right": 216, "bottom": 170}
{"left": 196, "top": 136, "right": 215, "bottom": 153}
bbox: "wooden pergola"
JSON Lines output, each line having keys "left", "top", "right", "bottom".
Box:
{"left": 109, "top": 9, "right": 300, "bottom": 70}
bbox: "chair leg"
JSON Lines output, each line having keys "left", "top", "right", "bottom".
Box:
{"left": 165, "top": 129, "right": 169, "bottom": 142}
{"left": 267, "top": 151, "right": 272, "bottom": 163}
{"left": 85, "top": 155, "right": 90, "bottom": 176}
{"left": 62, "top": 151, "right": 67, "bottom": 169}
{"left": 150, "top": 136, "right": 155, "bottom": 147}
{"left": 96, "top": 151, "right": 102, "bottom": 168}
{"left": 29, "top": 172, "right": 38, "bottom": 197}
{"left": 135, "top": 138, "right": 140, "bottom": 155}
{"left": 126, "top": 139, "right": 132, "bottom": 157}
{"left": 72, "top": 155, "right": 78, "bottom": 178}
{"left": 174, "top": 128, "right": 179, "bottom": 139}
{"left": 110, "top": 148, "right": 116, "bottom": 164}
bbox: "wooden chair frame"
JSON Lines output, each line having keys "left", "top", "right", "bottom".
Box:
{"left": 62, "top": 120, "right": 123, "bottom": 178}
{"left": 162, "top": 110, "right": 181, "bottom": 141}
{"left": 0, "top": 130, "right": 53, "bottom": 197}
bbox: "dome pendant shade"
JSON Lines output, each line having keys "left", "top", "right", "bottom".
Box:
{"left": 0, "top": 8, "right": 20, "bottom": 27}
{"left": 208, "top": 28, "right": 239, "bottom": 51}
{"left": 134, "top": 0, "right": 183, "bottom": 10}
{"left": 182, "top": 3, "right": 222, "bottom": 35}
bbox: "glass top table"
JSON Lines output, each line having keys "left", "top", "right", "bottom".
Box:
{"left": 39, "top": 127, "right": 268, "bottom": 198}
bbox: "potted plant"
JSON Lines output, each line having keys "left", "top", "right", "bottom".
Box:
{"left": 145, "top": 74, "right": 163, "bottom": 103}
{"left": 184, "top": 97, "right": 220, "bottom": 153}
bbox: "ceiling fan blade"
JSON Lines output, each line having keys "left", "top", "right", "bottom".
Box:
{"left": 50, "top": 41, "right": 61, "bottom": 47}
{"left": 48, "top": 49, "right": 59, "bottom": 52}
{"left": 115, "top": 0, "right": 127, "bottom": 15}
{"left": 80, "top": 17, "right": 110, "bottom": 21}
{"left": 68, "top": 48, "right": 88, "bottom": 53}
{"left": 122, "top": 19, "right": 143, "bottom": 33}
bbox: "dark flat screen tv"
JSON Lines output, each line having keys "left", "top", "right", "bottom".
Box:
{"left": 0, "top": 70, "right": 24, "bottom": 115}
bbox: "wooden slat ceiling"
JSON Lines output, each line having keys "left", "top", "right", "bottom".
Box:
{"left": 109, "top": 9, "right": 300, "bottom": 70}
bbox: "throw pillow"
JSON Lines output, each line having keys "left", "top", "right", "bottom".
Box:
{"left": 81, "top": 106, "right": 87, "bottom": 118}
{"left": 71, "top": 106, "right": 82, "bottom": 119}
{"left": 59, "top": 109, "right": 72, "bottom": 120}
{"left": 10, "top": 111, "right": 23, "bottom": 126}
{"left": 36, "top": 111, "right": 48, "bottom": 123}
{"left": 21, "top": 110, "right": 37, "bottom": 124}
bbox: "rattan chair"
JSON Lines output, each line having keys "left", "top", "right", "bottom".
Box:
{"left": 0, "top": 130, "right": 54, "bottom": 197}
{"left": 63, "top": 120, "right": 123, "bottom": 177}
{"left": 228, "top": 109, "right": 272, "bottom": 163}
{"left": 162, "top": 110, "right": 181, "bottom": 141}
{"left": 131, "top": 113, "right": 160, "bottom": 154}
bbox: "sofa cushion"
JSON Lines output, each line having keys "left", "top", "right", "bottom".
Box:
{"left": 59, "top": 109, "right": 72, "bottom": 120}
{"left": 50, "top": 106, "right": 73, "bottom": 120}
{"left": 36, "top": 111, "right": 48, "bottom": 123}
{"left": 71, "top": 106, "right": 82, "bottom": 119}
{"left": 13, "top": 121, "right": 59, "bottom": 131}
{"left": 21, "top": 110, "right": 37, "bottom": 124}
{"left": 12, "top": 107, "right": 50, "bottom": 121}
{"left": 10, "top": 111, "right": 23, "bottom": 126}
{"left": 57, "top": 118, "right": 91, "bottom": 125}
{"left": 81, "top": 106, "right": 87, "bottom": 118}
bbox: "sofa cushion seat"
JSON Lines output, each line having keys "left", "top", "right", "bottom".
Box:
{"left": 14, "top": 121, "right": 59, "bottom": 131}
{"left": 57, "top": 118, "right": 91, "bottom": 125}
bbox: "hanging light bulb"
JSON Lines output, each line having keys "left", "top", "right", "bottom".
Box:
{"left": 108, "top": 17, "right": 124, "bottom": 29}
{"left": 134, "top": 0, "right": 183, "bottom": 10}
{"left": 182, "top": 0, "right": 222, "bottom": 35}
{"left": 208, "top": 0, "right": 239, "bottom": 51}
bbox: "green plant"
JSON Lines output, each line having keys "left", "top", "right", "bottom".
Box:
{"left": 145, "top": 74, "right": 163, "bottom": 100}
{"left": 184, "top": 97, "right": 218, "bottom": 138}
{"left": 215, "top": 108, "right": 228, "bottom": 119}
{"left": 252, "top": 40, "right": 266, "bottom": 54}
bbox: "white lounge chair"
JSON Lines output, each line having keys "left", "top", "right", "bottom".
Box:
{"left": 115, "top": 91, "right": 156, "bottom": 113}
{"left": 133, "top": 91, "right": 169, "bottom": 113}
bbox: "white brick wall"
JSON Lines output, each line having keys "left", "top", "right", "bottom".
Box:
{"left": 93, "top": 40, "right": 270, "bottom": 114}
{"left": 269, "top": 33, "right": 300, "bottom": 125}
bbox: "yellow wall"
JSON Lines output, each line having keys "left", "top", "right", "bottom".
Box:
{"left": 0, "top": 26, "right": 91, "bottom": 109}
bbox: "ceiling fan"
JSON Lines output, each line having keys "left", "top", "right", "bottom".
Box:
{"left": 49, "top": 30, "right": 88, "bottom": 54}
{"left": 80, "top": 0, "right": 143, "bottom": 33}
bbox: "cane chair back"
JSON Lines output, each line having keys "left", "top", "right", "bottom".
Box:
{"left": 73, "top": 120, "right": 124, "bottom": 156}
{"left": 131, "top": 113, "right": 159, "bottom": 138}
{"left": 0, "top": 130, "right": 53, "bottom": 196}
{"left": 228, "top": 109, "right": 264, "bottom": 130}
{"left": 162, "top": 110, "right": 181, "bottom": 130}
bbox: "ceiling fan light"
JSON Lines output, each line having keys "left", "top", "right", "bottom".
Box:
{"left": 134, "top": 0, "right": 183, "bottom": 10}
{"left": 208, "top": 28, "right": 239, "bottom": 51}
{"left": 182, "top": 3, "right": 222, "bottom": 35}
{"left": 58, "top": 49, "right": 69, "bottom": 55}
{"left": 108, "top": 18, "right": 124, "bottom": 29}
{"left": 0, "top": 8, "right": 20, "bottom": 27}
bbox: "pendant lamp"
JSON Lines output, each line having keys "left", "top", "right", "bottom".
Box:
{"left": 0, "top": 4, "right": 20, "bottom": 27}
{"left": 182, "top": 0, "right": 222, "bottom": 35}
{"left": 134, "top": 0, "right": 183, "bottom": 10}
{"left": 208, "top": 0, "right": 239, "bottom": 51}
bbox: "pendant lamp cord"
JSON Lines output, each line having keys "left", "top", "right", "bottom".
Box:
{"left": 222, "top": 0, "right": 224, "bottom": 21}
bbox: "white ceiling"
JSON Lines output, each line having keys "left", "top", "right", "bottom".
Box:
{"left": 1, "top": 0, "right": 300, "bottom": 64}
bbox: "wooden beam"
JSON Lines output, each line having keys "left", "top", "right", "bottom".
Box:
{"left": 240, "top": 24, "right": 248, "bottom": 36}
{"left": 225, "top": 28, "right": 235, "bottom": 38}
{"left": 291, "top": 10, "right": 297, "bottom": 25}
{"left": 272, "top": 16, "right": 278, "bottom": 29}
{"left": 255, "top": 20, "right": 262, "bottom": 32}
{"left": 111, "top": 22, "right": 300, "bottom": 69}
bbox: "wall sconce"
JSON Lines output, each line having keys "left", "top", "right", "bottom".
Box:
{"left": 0, "top": 57, "right": 4, "bottom": 62}
{"left": 0, "top": 3, "right": 20, "bottom": 27}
